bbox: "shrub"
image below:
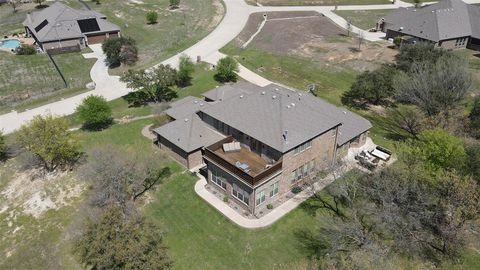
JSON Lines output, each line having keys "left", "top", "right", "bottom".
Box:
{"left": 76, "top": 95, "right": 112, "bottom": 130}
{"left": 146, "top": 11, "right": 158, "bottom": 24}
{"left": 267, "top": 204, "right": 273, "bottom": 210}
{"left": 214, "top": 56, "right": 239, "bottom": 83}
{"left": 177, "top": 54, "right": 195, "bottom": 87}
{"left": 469, "top": 97, "right": 480, "bottom": 139}
{"left": 16, "top": 44, "right": 36, "bottom": 55}
{"left": 223, "top": 196, "right": 229, "bottom": 202}
{"left": 291, "top": 186, "right": 302, "bottom": 194}
{"left": 393, "top": 36, "right": 402, "bottom": 47}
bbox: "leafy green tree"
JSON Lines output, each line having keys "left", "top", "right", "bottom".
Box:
{"left": 76, "top": 95, "right": 112, "bottom": 130}
{"left": 74, "top": 206, "right": 172, "bottom": 270}
{"left": 121, "top": 65, "right": 178, "bottom": 106}
{"left": 102, "top": 37, "right": 138, "bottom": 67}
{"left": 16, "top": 115, "right": 81, "bottom": 172}
{"left": 214, "top": 56, "right": 239, "bottom": 83}
{"left": 146, "top": 11, "right": 158, "bottom": 24}
{"left": 177, "top": 54, "right": 195, "bottom": 87}
{"left": 0, "top": 131, "right": 7, "bottom": 160}
{"left": 401, "top": 129, "right": 467, "bottom": 172}
{"left": 469, "top": 97, "right": 480, "bottom": 139}
{"left": 169, "top": 0, "right": 180, "bottom": 8}
{"left": 394, "top": 42, "right": 448, "bottom": 72}
{"left": 341, "top": 65, "right": 397, "bottom": 108}
{"left": 394, "top": 54, "right": 471, "bottom": 117}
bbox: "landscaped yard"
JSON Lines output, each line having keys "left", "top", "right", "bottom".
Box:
{"left": 334, "top": 9, "right": 391, "bottom": 30}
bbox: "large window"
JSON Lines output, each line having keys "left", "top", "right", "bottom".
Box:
{"left": 270, "top": 182, "right": 279, "bottom": 197}
{"left": 211, "top": 168, "right": 227, "bottom": 190}
{"left": 256, "top": 190, "right": 266, "bottom": 205}
{"left": 291, "top": 159, "right": 316, "bottom": 184}
{"left": 233, "top": 184, "right": 249, "bottom": 205}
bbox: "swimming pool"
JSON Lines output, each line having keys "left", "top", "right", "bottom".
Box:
{"left": 0, "top": 39, "right": 21, "bottom": 49}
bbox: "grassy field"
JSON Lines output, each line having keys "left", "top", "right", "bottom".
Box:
{"left": 247, "top": 0, "right": 391, "bottom": 6}
{"left": 90, "top": 0, "right": 224, "bottom": 75}
{"left": 0, "top": 50, "right": 96, "bottom": 112}
{"left": 334, "top": 9, "right": 391, "bottom": 30}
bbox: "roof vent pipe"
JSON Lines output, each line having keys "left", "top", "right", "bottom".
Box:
{"left": 283, "top": 130, "right": 288, "bottom": 142}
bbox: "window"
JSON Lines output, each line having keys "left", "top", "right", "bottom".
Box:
{"left": 212, "top": 173, "right": 227, "bottom": 190}
{"left": 256, "top": 190, "right": 266, "bottom": 205}
{"left": 270, "top": 182, "right": 279, "bottom": 197}
{"left": 293, "top": 140, "right": 312, "bottom": 155}
{"left": 291, "top": 159, "right": 316, "bottom": 184}
{"left": 233, "top": 184, "right": 249, "bottom": 205}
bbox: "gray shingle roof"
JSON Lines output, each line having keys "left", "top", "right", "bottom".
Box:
{"left": 202, "top": 81, "right": 263, "bottom": 101}
{"left": 153, "top": 114, "right": 225, "bottom": 153}
{"left": 384, "top": 0, "right": 480, "bottom": 42}
{"left": 200, "top": 83, "right": 372, "bottom": 152}
{"left": 165, "top": 96, "right": 211, "bottom": 120}
{"left": 23, "top": 2, "right": 120, "bottom": 43}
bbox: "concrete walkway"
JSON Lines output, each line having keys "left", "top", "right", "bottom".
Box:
{"left": 4, "top": 0, "right": 480, "bottom": 133}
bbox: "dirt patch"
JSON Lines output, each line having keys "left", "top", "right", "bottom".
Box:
{"left": 235, "top": 11, "right": 396, "bottom": 72}
{"left": 0, "top": 169, "right": 84, "bottom": 218}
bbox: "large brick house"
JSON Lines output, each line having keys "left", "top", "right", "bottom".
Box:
{"left": 153, "top": 82, "right": 371, "bottom": 214}
{"left": 23, "top": 2, "right": 120, "bottom": 53}
{"left": 381, "top": 0, "right": 480, "bottom": 50}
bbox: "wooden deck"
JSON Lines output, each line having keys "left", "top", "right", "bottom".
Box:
{"left": 213, "top": 147, "right": 268, "bottom": 176}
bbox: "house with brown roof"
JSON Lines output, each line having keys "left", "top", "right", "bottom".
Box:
{"left": 153, "top": 82, "right": 372, "bottom": 214}
{"left": 23, "top": 2, "right": 120, "bottom": 53}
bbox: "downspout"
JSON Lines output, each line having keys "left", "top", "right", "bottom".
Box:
{"left": 331, "top": 124, "right": 341, "bottom": 166}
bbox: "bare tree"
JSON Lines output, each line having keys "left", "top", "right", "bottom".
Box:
{"left": 394, "top": 54, "right": 471, "bottom": 118}
{"left": 80, "top": 145, "right": 171, "bottom": 214}
{"left": 385, "top": 105, "right": 425, "bottom": 139}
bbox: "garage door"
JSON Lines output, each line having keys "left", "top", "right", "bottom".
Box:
{"left": 87, "top": 34, "right": 106, "bottom": 44}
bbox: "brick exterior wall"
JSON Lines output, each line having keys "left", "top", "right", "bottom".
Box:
{"left": 205, "top": 126, "right": 343, "bottom": 215}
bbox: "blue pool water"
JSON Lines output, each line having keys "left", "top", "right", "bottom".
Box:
{"left": 0, "top": 39, "right": 21, "bottom": 49}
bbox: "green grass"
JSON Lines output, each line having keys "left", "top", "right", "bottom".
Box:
{"left": 146, "top": 173, "right": 319, "bottom": 270}
{"left": 335, "top": 9, "right": 391, "bottom": 30}
{"left": 92, "top": 0, "right": 223, "bottom": 75}
{"left": 250, "top": 0, "right": 391, "bottom": 6}
{"left": 222, "top": 45, "right": 357, "bottom": 106}
{"left": 0, "top": 49, "right": 96, "bottom": 113}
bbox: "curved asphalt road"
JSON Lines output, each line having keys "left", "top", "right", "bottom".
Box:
{"left": 3, "top": 0, "right": 478, "bottom": 134}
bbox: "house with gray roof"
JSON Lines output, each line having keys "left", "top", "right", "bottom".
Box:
{"left": 23, "top": 2, "right": 120, "bottom": 53}
{"left": 153, "top": 82, "right": 371, "bottom": 215}
{"left": 382, "top": 0, "right": 480, "bottom": 50}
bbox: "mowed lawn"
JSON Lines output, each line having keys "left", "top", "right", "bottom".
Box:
{"left": 247, "top": 0, "right": 391, "bottom": 6}
{"left": 91, "top": 0, "right": 224, "bottom": 75}
{"left": 334, "top": 9, "right": 392, "bottom": 30}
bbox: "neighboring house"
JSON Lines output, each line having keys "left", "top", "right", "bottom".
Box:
{"left": 382, "top": 0, "right": 480, "bottom": 50}
{"left": 23, "top": 2, "right": 120, "bottom": 53}
{"left": 153, "top": 82, "right": 372, "bottom": 215}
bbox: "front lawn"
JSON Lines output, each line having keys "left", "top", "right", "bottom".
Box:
{"left": 334, "top": 9, "right": 391, "bottom": 30}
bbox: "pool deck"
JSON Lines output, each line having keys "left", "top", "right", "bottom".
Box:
{"left": 0, "top": 37, "right": 34, "bottom": 52}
